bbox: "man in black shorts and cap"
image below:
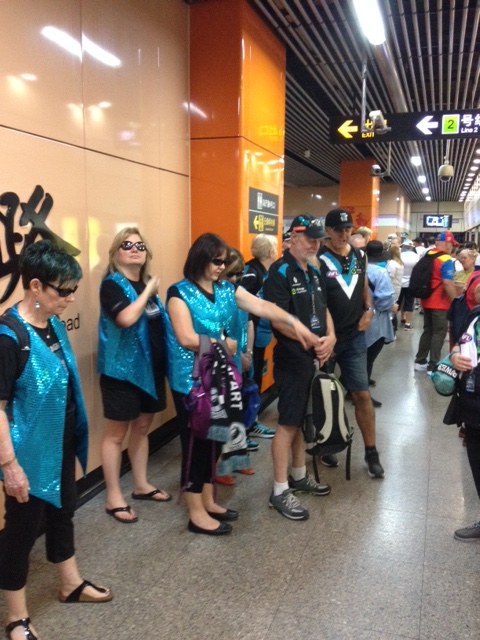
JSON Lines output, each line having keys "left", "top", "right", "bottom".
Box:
{"left": 263, "top": 214, "right": 336, "bottom": 520}
{"left": 318, "top": 208, "right": 384, "bottom": 478}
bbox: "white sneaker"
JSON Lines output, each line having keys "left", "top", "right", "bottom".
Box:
{"left": 414, "top": 362, "right": 428, "bottom": 371}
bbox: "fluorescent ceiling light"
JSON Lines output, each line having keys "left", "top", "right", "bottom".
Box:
{"left": 422, "top": 188, "right": 429, "bottom": 194}
{"left": 411, "top": 156, "right": 422, "bottom": 166}
{"left": 418, "top": 175, "right": 427, "bottom": 183}
{"left": 41, "top": 26, "right": 121, "bottom": 67}
{"left": 425, "top": 196, "right": 432, "bottom": 201}
{"left": 353, "top": 0, "right": 386, "bottom": 45}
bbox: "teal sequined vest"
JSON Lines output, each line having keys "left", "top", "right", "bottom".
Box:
{"left": 164, "top": 279, "right": 238, "bottom": 394}
{"left": 97, "top": 272, "right": 162, "bottom": 399}
{"left": 0, "top": 305, "right": 89, "bottom": 508}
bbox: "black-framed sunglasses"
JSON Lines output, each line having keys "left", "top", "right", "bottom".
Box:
{"left": 43, "top": 282, "right": 78, "bottom": 298}
{"left": 211, "top": 257, "right": 227, "bottom": 266}
{"left": 229, "top": 270, "right": 244, "bottom": 278}
{"left": 341, "top": 257, "right": 351, "bottom": 275}
{"left": 120, "top": 241, "right": 146, "bottom": 251}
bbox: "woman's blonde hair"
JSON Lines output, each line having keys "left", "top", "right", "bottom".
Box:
{"left": 356, "top": 226, "right": 372, "bottom": 239}
{"left": 107, "top": 227, "right": 152, "bottom": 283}
{"left": 222, "top": 247, "right": 245, "bottom": 279}
{"left": 251, "top": 234, "right": 278, "bottom": 260}
{"left": 458, "top": 248, "right": 479, "bottom": 262}
{"left": 389, "top": 244, "right": 403, "bottom": 265}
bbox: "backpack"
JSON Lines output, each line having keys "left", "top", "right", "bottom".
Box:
{"left": 447, "top": 273, "right": 480, "bottom": 345}
{"left": 303, "top": 369, "right": 354, "bottom": 480}
{"left": 408, "top": 251, "right": 445, "bottom": 299}
{"left": 0, "top": 313, "right": 30, "bottom": 380}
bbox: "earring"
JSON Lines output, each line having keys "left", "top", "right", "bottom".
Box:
{"left": 35, "top": 300, "right": 40, "bottom": 309}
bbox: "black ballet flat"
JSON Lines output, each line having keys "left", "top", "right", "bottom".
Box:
{"left": 5, "top": 618, "right": 37, "bottom": 640}
{"left": 207, "top": 509, "right": 239, "bottom": 521}
{"left": 187, "top": 520, "right": 232, "bottom": 535}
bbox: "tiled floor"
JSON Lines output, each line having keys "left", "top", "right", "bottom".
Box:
{"left": 3, "top": 313, "right": 480, "bottom": 639}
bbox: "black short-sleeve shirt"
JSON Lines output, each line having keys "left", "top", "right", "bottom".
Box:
{"left": 263, "top": 250, "right": 327, "bottom": 370}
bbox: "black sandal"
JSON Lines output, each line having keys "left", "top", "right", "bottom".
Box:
{"left": 5, "top": 618, "right": 37, "bottom": 640}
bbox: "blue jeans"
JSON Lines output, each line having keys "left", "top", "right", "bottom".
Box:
{"left": 331, "top": 331, "right": 369, "bottom": 392}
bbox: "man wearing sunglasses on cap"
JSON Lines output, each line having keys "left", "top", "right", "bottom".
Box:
{"left": 318, "top": 208, "right": 384, "bottom": 479}
{"left": 263, "top": 214, "right": 336, "bottom": 521}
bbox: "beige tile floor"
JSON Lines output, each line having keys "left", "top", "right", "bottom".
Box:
{"left": 2, "top": 313, "right": 480, "bottom": 639}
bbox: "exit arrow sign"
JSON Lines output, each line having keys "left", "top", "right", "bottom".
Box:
{"left": 330, "top": 109, "right": 480, "bottom": 144}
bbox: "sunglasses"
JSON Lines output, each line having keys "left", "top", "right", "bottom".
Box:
{"left": 211, "top": 257, "right": 227, "bottom": 266}
{"left": 120, "top": 241, "right": 146, "bottom": 251}
{"left": 229, "top": 270, "right": 244, "bottom": 278}
{"left": 43, "top": 282, "right": 78, "bottom": 298}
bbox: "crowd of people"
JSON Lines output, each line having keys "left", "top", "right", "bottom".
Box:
{"left": 1, "top": 217, "right": 480, "bottom": 638}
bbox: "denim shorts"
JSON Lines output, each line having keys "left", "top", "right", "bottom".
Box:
{"left": 332, "top": 330, "right": 369, "bottom": 392}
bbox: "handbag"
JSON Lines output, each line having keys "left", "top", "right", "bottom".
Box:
{"left": 430, "top": 353, "right": 459, "bottom": 397}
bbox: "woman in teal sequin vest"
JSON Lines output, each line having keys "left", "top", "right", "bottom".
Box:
{"left": 98, "top": 228, "right": 170, "bottom": 525}
{"left": 165, "top": 233, "right": 317, "bottom": 536}
{"left": 0, "top": 241, "right": 111, "bottom": 640}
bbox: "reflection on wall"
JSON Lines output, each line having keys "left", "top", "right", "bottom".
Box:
{"left": 0, "top": 0, "right": 190, "bottom": 526}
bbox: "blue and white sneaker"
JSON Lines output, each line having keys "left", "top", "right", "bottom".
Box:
{"left": 249, "top": 422, "right": 275, "bottom": 439}
{"left": 246, "top": 439, "right": 259, "bottom": 452}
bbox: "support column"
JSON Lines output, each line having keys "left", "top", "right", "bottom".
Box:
{"left": 190, "top": 0, "right": 286, "bottom": 388}
{"left": 339, "top": 159, "right": 379, "bottom": 237}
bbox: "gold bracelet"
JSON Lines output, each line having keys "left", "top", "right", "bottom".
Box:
{"left": 0, "top": 455, "right": 16, "bottom": 468}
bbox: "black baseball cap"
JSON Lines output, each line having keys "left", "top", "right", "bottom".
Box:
{"left": 325, "top": 208, "right": 354, "bottom": 231}
{"left": 289, "top": 214, "right": 328, "bottom": 239}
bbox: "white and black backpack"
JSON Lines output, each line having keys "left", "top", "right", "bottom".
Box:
{"left": 303, "top": 369, "right": 354, "bottom": 480}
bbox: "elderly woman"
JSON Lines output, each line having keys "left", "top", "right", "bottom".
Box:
{"left": 98, "top": 227, "right": 170, "bottom": 524}
{"left": 0, "top": 241, "right": 111, "bottom": 640}
{"left": 165, "top": 233, "right": 316, "bottom": 536}
{"left": 240, "top": 233, "right": 278, "bottom": 441}
{"left": 454, "top": 248, "right": 478, "bottom": 295}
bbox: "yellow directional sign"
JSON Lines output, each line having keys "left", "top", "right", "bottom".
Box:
{"left": 337, "top": 119, "right": 359, "bottom": 139}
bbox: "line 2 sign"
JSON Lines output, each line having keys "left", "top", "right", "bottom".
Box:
{"left": 330, "top": 109, "right": 480, "bottom": 144}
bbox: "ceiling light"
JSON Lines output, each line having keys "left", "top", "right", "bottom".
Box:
{"left": 474, "top": 159, "right": 480, "bottom": 164}
{"left": 426, "top": 196, "right": 432, "bottom": 201}
{"left": 422, "top": 188, "right": 429, "bottom": 194}
{"left": 470, "top": 166, "right": 479, "bottom": 172}
{"left": 418, "top": 175, "right": 426, "bottom": 183}
{"left": 353, "top": 0, "right": 386, "bottom": 45}
{"left": 411, "top": 156, "right": 422, "bottom": 166}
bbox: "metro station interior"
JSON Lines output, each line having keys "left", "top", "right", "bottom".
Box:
{"left": 0, "top": 1, "right": 479, "bottom": 639}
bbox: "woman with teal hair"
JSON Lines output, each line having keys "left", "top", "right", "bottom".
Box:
{"left": 0, "top": 240, "right": 111, "bottom": 640}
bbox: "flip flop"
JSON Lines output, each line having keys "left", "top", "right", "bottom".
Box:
{"left": 59, "top": 580, "right": 112, "bottom": 603}
{"left": 105, "top": 505, "right": 138, "bottom": 523}
{"left": 131, "top": 489, "right": 172, "bottom": 502}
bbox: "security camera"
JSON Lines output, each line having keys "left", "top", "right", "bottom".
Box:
{"left": 438, "top": 162, "right": 454, "bottom": 182}
{"left": 369, "top": 110, "right": 391, "bottom": 134}
{"left": 371, "top": 164, "right": 382, "bottom": 176}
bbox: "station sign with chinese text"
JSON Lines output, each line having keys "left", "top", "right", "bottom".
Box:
{"left": 248, "top": 188, "right": 279, "bottom": 235}
{"left": 330, "top": 109, "right": 480, "bottom": 144}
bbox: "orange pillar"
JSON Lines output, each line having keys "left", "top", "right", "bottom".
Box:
{"left": 190, "top": 0, "right": 286, "bottom": 389}
{"left": 339, "top": 159, "right": 379, "bottom": 237}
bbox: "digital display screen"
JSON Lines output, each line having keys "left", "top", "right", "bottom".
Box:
{"left": 423, "top": 214, "right": 453, "bottom": 228}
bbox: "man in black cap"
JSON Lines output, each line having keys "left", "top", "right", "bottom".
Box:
{"left": 318, "top": 208, "right": 384, "bottom": 478}
{"left": 263, "top": 214, "right": 336, "bottom": 520}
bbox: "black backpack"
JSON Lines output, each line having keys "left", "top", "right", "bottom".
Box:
{"left": 408, "top": 251, "right": 445, "bottom": 299}
{"left": 303, "top": 370, "right": 354, "bottom": 480}
{"left": 0, "top": 313, "right": 30, "bottom": 379}
{"left": 447, "top": 273, "right": 480, "bottom": 344}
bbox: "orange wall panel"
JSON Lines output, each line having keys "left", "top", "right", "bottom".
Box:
{"left": 339, "top": 159, "right": 379, "bottom": 233}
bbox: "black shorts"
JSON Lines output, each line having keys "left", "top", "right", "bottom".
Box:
{"left": 274, "top": 364, "right": 314, "bottom": 427}
{"left": 100, "top": 374, "right": 166, "bottom": 421}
